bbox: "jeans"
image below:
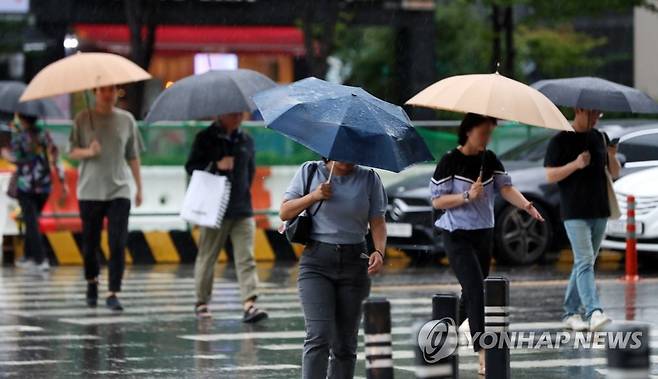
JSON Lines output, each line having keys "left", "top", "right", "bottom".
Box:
{"left": 563, "top": 218, "right": 607, "bottom": 319}
{"left": 17, "top": 192, "right": 49, "bottom": 264}
{"left": 442, "top": 228, "right": 493, "bottom": 352}
{"left": 298, "top": 241, "right": 371, "bottom": 379}
{"left": 195, "top": 217, "right": 259, "bottom": 304}
{"left": 79, "top": 199, "right": 131, "bottom": 293}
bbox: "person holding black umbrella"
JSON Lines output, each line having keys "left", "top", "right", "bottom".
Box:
{"left": 544, "top": 108, "right": 621, "bottom": 332}
{"left": 185, "top": 112, "right": 268, "bottom": 323}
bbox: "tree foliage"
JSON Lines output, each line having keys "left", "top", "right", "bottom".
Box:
{"left": 516, "top": 24, "right": 606, "bottom": 81}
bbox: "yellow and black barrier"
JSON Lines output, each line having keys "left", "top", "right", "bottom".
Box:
{"left": 12, "top": 228, "right": 301, "bottom": 265}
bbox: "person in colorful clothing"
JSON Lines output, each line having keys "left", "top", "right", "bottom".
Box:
{"left": 11, "top": 113, "right": 67, "bottom": 272}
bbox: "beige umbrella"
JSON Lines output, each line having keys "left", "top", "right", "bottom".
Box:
{"left": 19, "top": 52, "right": 152, "bottom": 101}
{"left": 406, "top": 72, "right": 573, "bottom": 131}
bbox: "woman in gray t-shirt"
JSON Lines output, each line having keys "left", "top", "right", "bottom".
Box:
{"left": 281, "top": 160, "right": 387, "bottom": 379}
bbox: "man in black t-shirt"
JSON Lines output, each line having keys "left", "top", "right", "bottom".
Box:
{"left": 544, "top": 108, "right": 621, "bottom": 333}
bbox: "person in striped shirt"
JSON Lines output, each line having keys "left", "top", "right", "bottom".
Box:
{"left": 430, "top": 113, "right": 544, "bottom": 375}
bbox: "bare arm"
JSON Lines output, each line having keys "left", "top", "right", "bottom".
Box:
{"left": 280, "top": 182, "right": 331, "bottom": 221}
{"left": 280, "top": 194, "right": 320, "bottom": 221}
{"left": 368, "top": 215, "right": 386, "bottom": 275}
{"left": 369, "top": 215, "right": 386, "bottom": 254}
{"left": 607, "top": 146, "right": 622, "bottom": 179}
{"left": 432, "top": 193, "right": 466, "bottom": 210}
{"left": 432, "top": 176, "right": 484, "bottom": 210}
{"left": 69, "top": 140, "right": 101, "bottom": 161}
{"left": 128, "top": 158, "right": 143, "bottom": 207}
{"left": 500, "top": 186, "right": 531, "bottom": 209}
{"left": 68, "top": 148, "right": 92, "bottom": 160}
{"left": 500, "top": 186, "right": 545, "bottom": 221}
{"left": 545, "top": 162, "right": 579, "bottom": 183}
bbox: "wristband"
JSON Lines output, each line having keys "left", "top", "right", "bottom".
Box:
{"left": 373, "top": 249, "right": 384, "bottom": 260}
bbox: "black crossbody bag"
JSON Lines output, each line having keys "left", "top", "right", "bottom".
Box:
{"left": 285, "top": 163, "right": 323, "bottom": 244}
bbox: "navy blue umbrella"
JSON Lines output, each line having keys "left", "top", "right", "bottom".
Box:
{"left": 532, "top": 77, "right": 658, "bottom": 114}
{"left": 253, "top": 77, "right": 433, "bottom": 172}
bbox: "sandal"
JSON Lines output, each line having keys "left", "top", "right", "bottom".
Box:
{"left": 195, "top": 303, "right": 212, "bottom": 319}
{"left": 242, "top": 305, "right": 268, "bottom": 324}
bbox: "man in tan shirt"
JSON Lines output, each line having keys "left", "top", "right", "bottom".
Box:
{"left": 69, "top": 85, "right": 143, "bottom": 311}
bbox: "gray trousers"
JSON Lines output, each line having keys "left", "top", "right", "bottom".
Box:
{"left": 298, "top": 241, "right": 371, "bottom": 379}
{"left": 195, "top": 217, "right": 259, "bottom": 304}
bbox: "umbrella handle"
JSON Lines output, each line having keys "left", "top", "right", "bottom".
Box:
{"left": 327, "top": 162, "right": 334, "bottom": 183}
{"left": 83, "top": 90, "right": 95, "bottom": 132}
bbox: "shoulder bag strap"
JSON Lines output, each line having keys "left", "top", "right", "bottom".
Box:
{"left": 599, "top": 131, "right": 609, "bottom": 167}
{"left": 303, "top": 163, "right": 324, "bottom": 216}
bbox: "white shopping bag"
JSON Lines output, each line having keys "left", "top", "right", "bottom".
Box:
{"left": 180, "top": 170, "right": 231, "bottom": 228}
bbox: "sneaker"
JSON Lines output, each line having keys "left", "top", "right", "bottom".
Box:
{"left": 589, "top": 310, "right": 611, "bottom": 332}
{"left": 35, "top": 260, "right": 50, "bottom": 272}
{"left": 106, "top": 295, "right": 124, "bottom": 311}
{"left": 16, "top": 258, "right": 35, "bottom": 269}
{"left": 195, "top": 303, "right": 212, "bottom": 319}
{"left": 86, "top": 283, "right": 98, "bottom": 308}
{"left": 243, "top": 305, "right": 268, "bottom": 324}
{"left": 563, "top": 314, "right": 588, "bottom": 331}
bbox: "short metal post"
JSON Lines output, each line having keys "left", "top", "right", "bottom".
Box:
{"left": 484, "top": 276, "right": 510, "bottom": 379}
{"left": 606, "top": 324, "right": 650, "bottom": 379}
{"left": 412, "top": 293, "right": 459, "bottom": 379}
{"left": 430, "top": 294, "right": 459, "bottom": 378}
{"left": 625, "top": 195, "right": 639, "bottom": 282}
{"left": 363, "top": 297, "right": 393, "bottom": 379}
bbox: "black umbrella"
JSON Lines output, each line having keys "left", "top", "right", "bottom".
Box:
{"left": 531, "top": 77, "right": 658, "bottom": 113}
{"left": 0, "top": 81, "right": 63, "bottom": 118}
{"left": 145, "top": 69, "right": 277, "bottom": 124}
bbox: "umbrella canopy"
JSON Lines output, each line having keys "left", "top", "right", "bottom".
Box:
{"left": 0, "top": 81, "right": 63, "bottom": 118}
{"left": 253, "top": 77, "right": 434, "bottom": 173}
{"left": 406, "top": 72, "right": 573, "bottom": 131}
{"left": 532, "top": 76, "right": 658, "bottom": 114}
{"left": 145, "top": 69, "right": 276, "bottom": 124}
{"left": 20, "top": 52, "right": 151, "bottom": 102}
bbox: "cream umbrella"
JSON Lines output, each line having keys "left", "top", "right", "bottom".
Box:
{"left": 19, "top": 52, "right": 152, "bottom": 102}
{"left": 406, "top": 72, "right": 573, "bottom": 131}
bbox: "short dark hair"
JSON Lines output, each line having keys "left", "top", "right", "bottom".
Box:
{"left": 457, "top": 113, "right": 497, "bottom": 145}
{"left": 17, "top": 113, "right": 38, "bottom": 128}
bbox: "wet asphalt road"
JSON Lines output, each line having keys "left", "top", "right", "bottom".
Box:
{"left": 1, "top": 251, "right": 657, "bottom": 378}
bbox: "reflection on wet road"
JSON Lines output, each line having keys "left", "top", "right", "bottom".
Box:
{"left": 0, "top": 254, "right": 656, "bottom": 378}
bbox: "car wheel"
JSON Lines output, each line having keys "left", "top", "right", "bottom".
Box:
{"left": 494, "top": 203, "right": 553, "bottom": 265}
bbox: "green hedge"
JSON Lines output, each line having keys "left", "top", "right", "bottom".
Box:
{"left": 40, "top": 121, "right": 541, "bottom": 166}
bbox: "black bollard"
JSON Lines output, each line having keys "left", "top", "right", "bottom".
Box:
{"left": 484, "top": 276, "right": 510, "bottom": 379}
{"left": 429, "top": 294, "right": 459, "bottom": 378}
{"left": 606, "top": 324, "right": 650, "bottom": 379}
{"left": 363, "top": 297, "right": 393, "bottom": 379}
{"left": 411, "top": 294, "right": 459, "bottom": 379}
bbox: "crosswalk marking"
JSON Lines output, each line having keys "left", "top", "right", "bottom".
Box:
{"left": 0, "top": 360, "right": 69, "bottom": 366}
{"left": 2, "top": 267, "right": 656, "bottom": 378}
{"left": 0, "top": 325, "right": 44, "bottom": 333}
